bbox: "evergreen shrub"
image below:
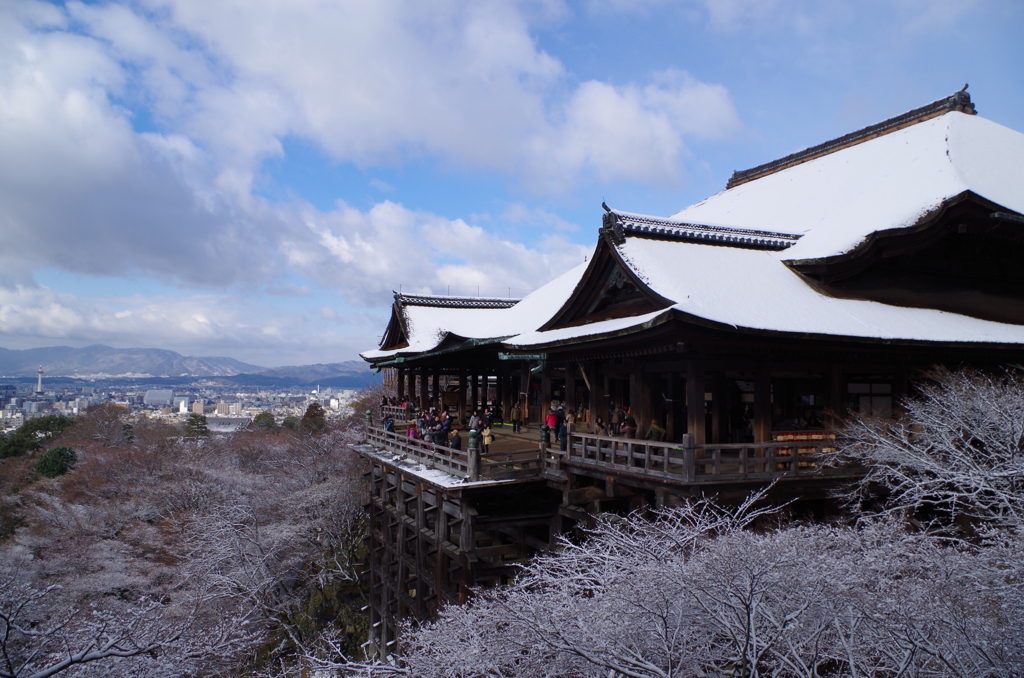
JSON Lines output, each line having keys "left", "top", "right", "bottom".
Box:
{"left": 35, "top": 446, "right": 76, "bottom": 478}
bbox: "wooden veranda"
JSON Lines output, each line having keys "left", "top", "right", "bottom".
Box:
{"left": 358, "top": 410, "right": 865, "bottom": 657}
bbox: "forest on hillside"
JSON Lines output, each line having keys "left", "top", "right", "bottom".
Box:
{"left": 0, "top": 400, "right": 373, "bottom": 677}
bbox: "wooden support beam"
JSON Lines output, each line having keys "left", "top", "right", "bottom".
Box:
{"left": 894, "top": 363, "right": 909, "bottom": 416}
{"left": 687, "top": 359, "right": 706, "bottom": 445}
{"left": 565, "top": 365, "right": 577, "bottom": 419}
{"left": 431, "top": 370, "right": 440, "bottom": 409}
{"left": 419, "top": 367, "right": 429, "bottom": 411}
{"left": 457, "top": 369, "right": 467, "bottom": 424}
{"left": 470, "top": 373, "right": 479, "bottom": 416}
{"left": 397, "top": 368, "right": 405, "bottom": 401}
{"left": 414, "top": 483, "right": 428, "bottom": 610}
{"left": 638, "top": 370, "right": 655, "bottom": 439}
{"left": 667, "top": 372, "right": 684, "bottom": 443}
{"left": 711, "top": 372, "right": 726, "bottom": 444}
{"left": 541, "top": 364, "right": 552, "bottom": 411}
{"left": 587, "top": 361, "right": 604, "bottom": 428}
{"left": 754, "top": 363, "right": 772, "bottom": 443}
{"left": 827, "top": 362, "right": 843, "bottom": 428}
{"left": 497, "top": 367, "right": 507, "bottom": 421}
{"left": 519, "top": 364, "right": 530, "bottom": 424}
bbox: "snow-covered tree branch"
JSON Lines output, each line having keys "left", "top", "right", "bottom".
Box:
{"left": 834, "top": 367, "right": 1024, "bottom": 529}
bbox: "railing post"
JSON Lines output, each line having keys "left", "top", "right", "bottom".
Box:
{"left": 468, "top": 429, "right": 480, "bottom": 481}
{"left": 681, "top": 433, "right": 695, "bottom": 482}
{"left": 364, "top": 409, "right": 373, "bottom": 443}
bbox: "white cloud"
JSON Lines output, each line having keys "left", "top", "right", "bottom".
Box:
{"left": 0, "top": 284, "right": 383, "bottom": 366}
{"left": 30, "top": 0, "right": 738, "bottom": 191}
{"left": 0, "top": 0, "right": 737, "bottom": 361}
{"left": 0, "top": 0, "right": 736, "bottom": 290}
{"left": 526, "top": 70, "right": 740, "bottom": 190}
{"left": 281, "top": 200, "right": 589, "bottom": 304}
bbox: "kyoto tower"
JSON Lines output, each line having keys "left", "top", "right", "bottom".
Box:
{"left": 36, "top": 365, "right": 44, "bottom": 394}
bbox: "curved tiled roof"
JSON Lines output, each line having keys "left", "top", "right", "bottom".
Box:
{"left": 395, "top": 293, "right": 520, "bottom": 309}
{"left": 601, "top": 209, "right": 801, "bottom": 251}
{"left": 726, "top": 87, "right": 977, "bottom": 189}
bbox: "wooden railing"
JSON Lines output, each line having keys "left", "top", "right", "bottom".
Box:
{"left": 365, "top": 425, "right": 542, "bottom": 482}
{"left": 365, "top": 418, "right": 857, "bottom": 486}
{"left": 567, "top": 432, "right": 851, "bottom": 484}
{"left": 382, "top": 404, "right": 414, "bottom": 422}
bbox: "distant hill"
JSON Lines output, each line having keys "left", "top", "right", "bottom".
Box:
{"left": 0, "top": 345, "right": 264, "bottom": 378}
{"left": 0, "top": 346, "right": 377, "bottom": 385}
{"left": 250, "top": 361, "right": 373, "bottom": 382}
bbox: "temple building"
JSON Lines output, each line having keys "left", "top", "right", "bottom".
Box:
{"left": 356, "top": 88, "right": 1024, "bottom": 655}
{"left": 364, "top": 88, "right": 1024, "bottom": 444}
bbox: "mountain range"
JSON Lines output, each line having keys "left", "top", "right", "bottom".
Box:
{"left": 0, "top": 345, "right": 376, "bottom": 384}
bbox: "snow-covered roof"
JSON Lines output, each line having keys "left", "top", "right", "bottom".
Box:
{"left": 364, "top": 98, "right": 1024, "bottom": 362}
{"left": 618, "top": 238, "right": 1024, "bottom": 344}
{"left": 361, "top": 262, "right": 588, "bottom": 361}
{"left": 669, "top": 111, "right": 1024, "bottom": 263}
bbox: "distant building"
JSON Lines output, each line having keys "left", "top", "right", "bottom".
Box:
{"left": 192, "top": 401, "right": 205, "bottom": 415}
{"left": 144, "top": 389, "right": 174, "bottom": 407}
{"left": 215, "top": 402, "right": 231, "bottom": 416}
{"left": 208, "top": 417, "right": 250, "bottom": 434}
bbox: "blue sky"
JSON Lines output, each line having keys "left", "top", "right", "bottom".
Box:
{"left": 1, "top": 0, "right": 1021, "bottom": 367}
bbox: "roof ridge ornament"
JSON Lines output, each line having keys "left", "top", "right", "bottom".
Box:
{"left": 601, "top": 208, "right": 801, "bottom": 251}
{"left": 726, "top": 86, "right": 977, "bottom": 190}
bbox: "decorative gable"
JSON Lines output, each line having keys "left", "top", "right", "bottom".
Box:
{"left": 539, "top": 237, "right": 672, "bottom": 331}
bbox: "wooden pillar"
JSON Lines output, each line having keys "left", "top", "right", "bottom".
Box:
{"left": 435, "top": 498, "right": 449, "bottom": 608}
{"left": 519, "top": 364, "right": 531, "bottom": 425}
{"left": 497, "top": 367, "right": 507, "bottom": 421}
{"left": 711, "top": 372, "right": 726, "bottom": 444}
{"left": 894, "top": 363, "right": 909, "bottom": 416}
{"left": 470, "top": 373, "right": 479, "bottom": 416}
{"left": 541, "top": 363, "right": 552, "bottom": 411}
{"left": 611, "top": 375, "right": 623, "bottom": 413}
{"left": 458, "top": 369, "right": 467, "bottom": 423}
{"left": 414, "top": 483, "right": 427, "bottom": 609}
{"left": 667, "top": 372, "right": 684, "bottom": 443}
{"left": 565, "top": 365, "right": 577, "bottom": 419}
{"left": 827, "top": 362, "right": 843, "bottom": 427}
{"left": 397, "top": 368, "right": 406, "bottom": 401}
{"left": 431, "top": 371, "right": 440, "bottom": 409}
{"left": 630, "top": 369, "right": 654, "bottom": 436}
{"left": 587, "top": 362, "right": 605, "bottom": 427}
{"left": 419, "top": 367, "right": 429, "bottom": 411}
{"left": 686, "top": 359, "right": 706, "bottom": 444}
{"left": 602, "top": 372, "right": 611, "bottom": 421}
{"left": 508, "top": 370, "right": 516, "bottom": 421}
{"left": 754, "top": 363, "right": 772, "bottom": 443}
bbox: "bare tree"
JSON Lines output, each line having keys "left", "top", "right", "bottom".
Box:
{"left": 287, "top": 491, "right": 1023, "bottom": 678}
{"left": 835, "top": 367, "right": 1024, "bottom": 528}
{"left": 0, "top": 400, "right": 372, "bottom": 677}
{"left": 0, "top": 573, "right": 258, "bottom": 678}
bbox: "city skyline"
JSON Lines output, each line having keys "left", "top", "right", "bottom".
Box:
{"left": 1, "top": 0, "right": 1022, "bottom": 367}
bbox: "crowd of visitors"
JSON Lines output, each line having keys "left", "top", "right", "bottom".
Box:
{"left": 382, "top": 391, "right": 673, "bottom": 446}
{"left": 398, "top": 407, "right": 496, "bottom": 452}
